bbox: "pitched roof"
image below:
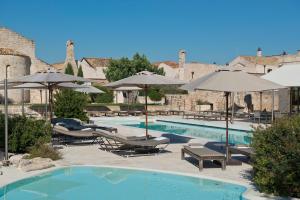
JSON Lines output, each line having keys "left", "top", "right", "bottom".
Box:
{"left": 52, "top": 62, "right": 65, "bottom": 70}
{"left": 82, "top": 57, "right": 111, "bottom": 68}
{"left": 153, "top": 61, "right": 179, "bottom": 68}
{"left": 0, "top": 48, "right": 29, "bottom": 57}
{"left": 240, "top": 56, "right": 280, "bottom": 65}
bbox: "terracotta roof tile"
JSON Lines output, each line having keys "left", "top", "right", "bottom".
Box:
{"left": 240, "top": 56, "right": 280, "bottom": 65}
{"left": 83, "top": 58, "right": 111, "bottom": 68}
{"left": 52, "top": 62, "right": 65, "bottom": 70}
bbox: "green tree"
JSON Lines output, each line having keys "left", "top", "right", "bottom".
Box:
{"left": 77, "top": 65, "right": 84, "bottom": 84}
{"left": 53, "top": 89, "right": 88, "bottom": 121}
{"left": 252, "top": 115, "right": 300, "bottom": 198}
{"left": 90, "top": 84, "right": 114, "bottom": 103}
{"left": 77, "top": 65, "right": 83, "bottom": 77}
{"left": 104, "top": 53, "right": 164, "bottom": 82}
{"left": 65, "top": 63, "right": 74, "bottom": 75}
{"left": 52, "top": 65, "right": 88, "bottom": 121}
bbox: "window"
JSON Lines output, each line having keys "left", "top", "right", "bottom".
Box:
{"left": 191, "top": 71, "right": 194, "bottom": 79}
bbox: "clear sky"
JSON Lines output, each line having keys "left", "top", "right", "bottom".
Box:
{"left": 1, "top": 0, "right": 300, "bottom": 64}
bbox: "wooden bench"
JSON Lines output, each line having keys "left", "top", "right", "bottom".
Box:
{"left": 228, "top": 146, "right": 254, "bottom": 159}
{"left": 181, "top": 146, "right": 226, "bottom": 171}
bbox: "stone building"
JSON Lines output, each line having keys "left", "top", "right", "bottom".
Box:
{"left": 0, "top": 27, "right": 52, "bottom": 104}
{"left": 52, "top": 41, "right": 110, "bottom": 83}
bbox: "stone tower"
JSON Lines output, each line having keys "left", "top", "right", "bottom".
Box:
{"left": 178, "top": 49, "right": 186, "bottom": 80}
{"left": 64, "top": 40, "right": 78, "bottom": 75}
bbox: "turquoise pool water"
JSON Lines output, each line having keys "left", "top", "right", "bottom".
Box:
{"left": 0, "top": 167, "right": 247, "bottom": 200}
{"left": 126, "top": 121, "right": 252, "bottom": 145}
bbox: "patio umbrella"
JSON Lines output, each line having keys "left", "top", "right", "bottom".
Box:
{"left": 0, "top": 82, "right": 88, "bottom": 117}
{"left": 5, "top": 68, "right": 92, "bottom": 119}
{"left": 106, "top": 71, "right": 185, "bottom": 138}
{"left": 262, "top": 63, "right": 300, "bottom": 113}
{"left": 74, "top": 85, "right": 104, "bottom": 94}
{"left": 114, "top": 86, "right": 142, "bottom": 104}
{"left": 181, "top": 69, "right": 284, "bottom": 162}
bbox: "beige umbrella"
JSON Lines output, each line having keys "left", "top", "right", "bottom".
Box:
{"left": 114, "top": 86, "right": 142, "bottom": 104}
{"left": 6, "top": 68, "right": 92, "bottom": 119}
{"left": 262, "top": 63, "right": 300, "bottom": 113}
{"left": 106, "top": 71, "right": 185, "bottom": 138}
{"left": 75, "top": 85, "right": 104, "bottom": 94}
{"left": 181, "top": 69, "right": 284, "bottom": 162}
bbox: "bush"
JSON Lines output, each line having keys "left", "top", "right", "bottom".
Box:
{"left": 28, "top": 141, "right": 61, "bottom": 160}
{"left": 252, "top": 115, "right": 300, "bottom": 198}
{"left": 54, "top": 89, "right": 88, "bottom": 121}
{"left": 0, "top": 113, "right": 52, "bottom": 153}
{"left": 148, "top": 88, "right": 164, "bottom": 101}
{"left": 91, "top": 85, "right": 114, "bottom": 103}
{"left": 9, "top": 117, "right": 52, "bottom": 153}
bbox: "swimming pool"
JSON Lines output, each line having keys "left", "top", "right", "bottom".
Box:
{"left": 126, "top": 121, "right": 252, "bottom": 145}
{"left": 0, "top": 166, "right": 247, "bottom": 200}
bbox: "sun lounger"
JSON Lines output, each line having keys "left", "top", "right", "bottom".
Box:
{"left": 168, "top": 110, "right": 184, "bottom": 115}
{"left": 183, "top": 111, "right": 198, "bottom": 119}
{"left": 52, "top": 125, "right": 99, "bottom": 144}
{"left": 51, "top": 118, "right": 118, "bottom": 133}
{"left": 156, "top": 110, "right": 169, "bottom": 115}
{"left": 128, "top": 110, "right": 143, "bottom": 116}
{"left": 228, "top": 146, "right": 254, "bottom": 159}
{"left": 96, "top": 131, "right": 170, "bottom": 155}
{"left": 113, "top": 110, "right": 129, "bottom": 116}
{"left": 181, "top": 146, "right": 226, "bottom": 171}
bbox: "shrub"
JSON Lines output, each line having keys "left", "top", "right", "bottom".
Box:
{"left": 91, "top": 85, "right": 114, "bottom": 103}
{"left": 148, "top": 88, "right": 164, "bottom": 101}
{"left": 54, "top": 89, "right": 88, "bottom": 121}
{"left": 9, "top": 117, "right": 52, "bottom": 153}
{"left": 28, "top": 140, "right": 61, "bottom": 160}
{"left": 252, "top": 115, "right": 300, "bottom": 198}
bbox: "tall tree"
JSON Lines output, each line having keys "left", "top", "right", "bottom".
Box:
{"left": 104, "top": 53, "right": 164, "bottom": 82}
{"left": 65, "top": 63, "right": 74, "bottom": 75}
{"left": 77, "top": 65, "right": 83, "bottom": 77}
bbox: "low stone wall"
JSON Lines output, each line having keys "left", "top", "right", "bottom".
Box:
{"left": 165, "top": 91, "right": 280, "bottom": 112}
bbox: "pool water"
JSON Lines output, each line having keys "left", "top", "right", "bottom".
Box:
{"left": 0, "top": 167, "right": 247, "bottom": 200}
{"left": 126, "top": 121, "right": 252, "bottom": 145}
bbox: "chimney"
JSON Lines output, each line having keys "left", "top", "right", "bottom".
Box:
{"left": 65, "top": 40, "right": 78, "bottom": 75}
{"left": 257, "top": 47, "right": 262, "bottom": 57}
{"left": 179, "top": 49, "right": 186, "bottom": 68}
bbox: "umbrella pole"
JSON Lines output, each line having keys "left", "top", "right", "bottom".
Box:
{"left": 225, "top": 92, "right": 229, "bottom": 162}
{"left": 145, "top": 85, "right": 149, "bottom": 139}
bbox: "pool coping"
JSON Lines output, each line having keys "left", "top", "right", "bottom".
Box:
{"left": 0, "top": 164, "right": 288, "bottom": 200}
{"left": 156, "top": 119, "right": 252, "bottom": 132}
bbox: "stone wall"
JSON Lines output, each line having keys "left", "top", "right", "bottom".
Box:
{"left": 0, "top": 54, "right": 31, "bottom": 103}
{"left": 0, "top": 28, "right": 35, "bottom": 58}
{"left": 165, "top": 91, "right": 279, "bottom": 112}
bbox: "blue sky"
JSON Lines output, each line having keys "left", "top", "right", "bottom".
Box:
{"left": 1, "top": 0, "right": 300, "bottom": 64}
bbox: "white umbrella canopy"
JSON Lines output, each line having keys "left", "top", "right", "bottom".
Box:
{"left": 106, "top": 71, "right": 185, "bottom": 138}
{"left": 262, "top": 63, "right": 300, "bottom": 87}
{"left": 106, "top": 71, "right": 186, "bottom": 88}
{"left": 6, "top": 69, "right": 90, "bottom": 84}
{"left": 180, "top": 69, "right": 284, "bottom": 163}
{"left": 181, "top": 69, "right": 284, "bottom": 92}
{"left": 114, "top": 86, "right": 142, "bottom": 91}
{"left": 1, "top": 69, "right": 93, "bottom": 119}
{"left": 12, "top": 82, "right": 88, "bottom": 89}
{"left": 75, "top": 85, "right": 104, "bottom": 94}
